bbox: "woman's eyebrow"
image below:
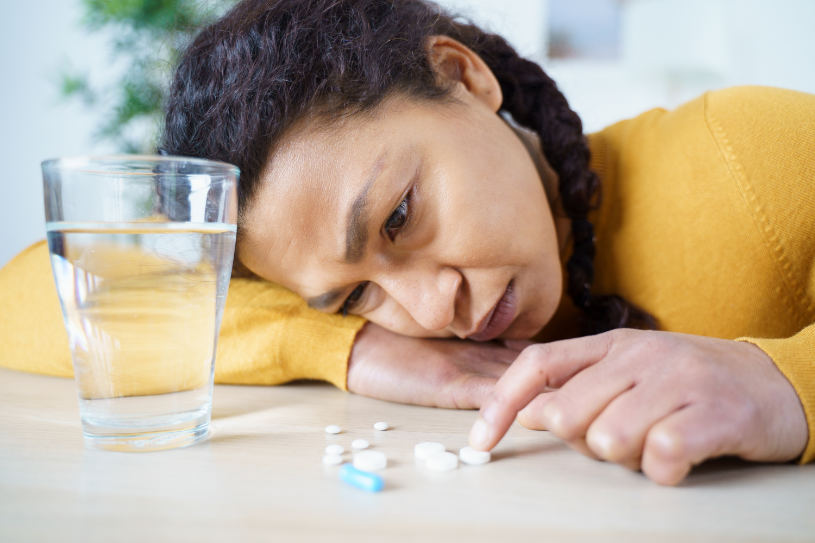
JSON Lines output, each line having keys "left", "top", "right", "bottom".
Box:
{"left": 305, "top": 153, "right": 387, "bottom": 312}
{"left": 344, "top": 153, "right": 386, "bottom": 263}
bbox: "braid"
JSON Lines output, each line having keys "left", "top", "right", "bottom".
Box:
{"left": 466, "top": 33, "right": 656, "bottom": 334}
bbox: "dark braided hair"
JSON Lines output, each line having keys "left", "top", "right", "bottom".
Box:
{"left": 161, "top": 0, "right": 655, "bottom": 335}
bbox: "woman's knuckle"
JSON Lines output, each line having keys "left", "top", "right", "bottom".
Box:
{"left": 544, "top": 404, "right": 579, "bottom": 438}
{"left": 646, "top": 427, "right": 688, "bottom": 463}
{"left": 520, "top": 343, "right": 551, "bottom": 364}
{"left": 588, "top": 425, "right": 632, "bottom": 461}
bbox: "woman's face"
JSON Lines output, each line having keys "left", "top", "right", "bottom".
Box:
{"left": 238, "top": 87, "right": 565, "bottom": 341}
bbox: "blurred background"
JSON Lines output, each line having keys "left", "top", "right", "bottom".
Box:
{"left": 2, "top": 0, "right": 814, "bottom": 267}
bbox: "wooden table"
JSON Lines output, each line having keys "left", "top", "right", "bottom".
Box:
{"left": 1, "top": 367, "right": 813, "bottom": 542}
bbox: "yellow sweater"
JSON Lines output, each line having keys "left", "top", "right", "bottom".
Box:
{"left": 1, "top": 86, "right": 813, "bottom": 461}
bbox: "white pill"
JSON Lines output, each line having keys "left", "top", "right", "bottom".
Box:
{"left": 373, "top": 421, "right": 390, "bottom": 431}
{"left": 414, "top": 441, "right": 446, "bottom": 461}
{"left": 322, "top": 454, "right": 344, "bottom": 466}
{"left": 325, "top": 444, "right": 345, "bottom": 456}
{"left": 353, "top": 450, "right": 388, "bottom": 471}
{"left": 426, "top": 451, "right": 459, "bottom": 472}
{"left": 351, "top": 439, "right": 370, "bottom": 450}
{"left": 324, "top": 424, "right": 342, "bottom": 434}
{"left": 459, "top": 446, "right": 491, "bottom": 465}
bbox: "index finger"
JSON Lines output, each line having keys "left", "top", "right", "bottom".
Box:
{"left": 468, "top": 331, "right": 615, "bottom": 451}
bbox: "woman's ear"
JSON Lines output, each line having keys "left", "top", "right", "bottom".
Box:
{"left": 426, "top": 35, "right": 502, "bottom": 113}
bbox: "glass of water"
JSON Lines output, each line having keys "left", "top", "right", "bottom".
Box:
{"left": 42, "top": 155, "right": 238, "bottom": 452}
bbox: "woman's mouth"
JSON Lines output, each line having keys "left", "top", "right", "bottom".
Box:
{"left": 468, "top": 280, "right": 517, "bottom": 342}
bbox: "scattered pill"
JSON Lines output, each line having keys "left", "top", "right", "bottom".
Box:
{"left": 325, "top": 444, "right": 345, "bottom": 456}
{"left": 322, "top": 454, "right": 344, "bottom": 466}
{"left": 324, "top": 425, "right": 342, "bottom": 434}
{"left": 351, "top": 439, "right": 370, "bottom": 450}
{"left": 414, "top": 441, "right": 446, "bottom": 461}
{"left": 353, "top": 450, "right": 388, "bottom": 472}
{"left": 373, "top": 421, "right": 390, "bottom": 431}
{"left": 426, "top": 451, "right": 459, "bottom": 472}
{"left": 459, "top": 446, "right": 491, "bottom": 465}
{"left": 339, "top": 463, "right": 384, "bottom": 493}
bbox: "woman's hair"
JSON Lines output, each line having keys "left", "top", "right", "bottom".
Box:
{"left": 161, "top": 0, "right": 655, "bottom": 334}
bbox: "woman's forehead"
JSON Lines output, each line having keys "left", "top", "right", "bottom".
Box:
{"left": 237, "top": 117, "right": 392, "bottom": 285}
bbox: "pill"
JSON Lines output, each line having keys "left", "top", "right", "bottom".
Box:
{"left": 414, "top": 441, "right": 446, "bottom": 461}
{"left": 426, "top": 451, "right": 459, "bottom": 472}
{"left": 339, "top": 463, "right": 384, "bottom": 493}
{"left": 373, "top": 421, "right": 390, "bottom": 431}
{"left": 353, "top": 450, "right": 387, "bottom": 471}
{"left": 324, "top": 425, "right": 342, "bottom": 434}
{"left": 325, "top": 444, "right": 345, "bottom": 456}
{"left": 322, "top": 454, "right": 344, "bottom": 466}
{"left": 459, "top": 446, "right": 491, "bottom": 465}
{"left": 351, "top": 439, "right": 370, "bottom": 450}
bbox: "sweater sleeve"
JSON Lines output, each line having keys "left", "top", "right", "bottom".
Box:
{"left": 704, "top": 86, "right": 815, "bottom": 463}
{"left": 739, "top": 327, "right": 815, "bottom": 463}
{"left": 0, "top": 240, "right": 365, "bottom": 390}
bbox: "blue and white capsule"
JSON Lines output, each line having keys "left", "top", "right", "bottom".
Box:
{"left": 339, "top": 463, "right": 384, "bottom": 493}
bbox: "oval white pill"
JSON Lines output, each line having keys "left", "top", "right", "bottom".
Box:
{"left": 353, "top": 450, "right": 387, "bottom": 471}
{"left": 414, "top": 441, "right": 445, "bottom": 461}
{"left": 373, "top": 421, "right": 390, "bottom": 431}
{"left": 351, "top": 439, "right": 370, "bottom": 450}
{"left": 459, "top": 446, "right": 491, "bottom": 465}
{"left": 325, "top": 444, "right": 345, "bottom": 456}
{"left": 324, "top": 424, "right": 342, "bottom": 434}
{"left": 322, "top": 454, "right": 344, "bottom": 466}
{"left": 426, "top": 451, "right": 458, "bottom": 472}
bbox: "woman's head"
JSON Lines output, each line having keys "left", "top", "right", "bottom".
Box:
{"left": 162, "top": 0, "right": 651, "bottom": 338}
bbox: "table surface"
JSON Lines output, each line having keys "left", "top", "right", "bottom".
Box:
{"left": 1, "top": 367, "right": 814, "bottom": 542}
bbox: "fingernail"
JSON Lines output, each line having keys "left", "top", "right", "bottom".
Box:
{"left": 469, "top": 418, "right": 491, "bottom": 451}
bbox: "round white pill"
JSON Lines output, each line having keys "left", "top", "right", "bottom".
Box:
{"left": 459, "top": 446, "right": 491, "bottom": 465}
{"left": 324, "top": 424, "right": 342, "bottom": 434}
{"left": 373, "top": 421, "right": 390, "bottom": 431}
{"left": 426, "top": 451, "right": 459, "bottom": 472}
{"left": 413, "top": 441, "right": 446, "bottom": 461}
{"left": 351, "top": 439, "right": 370, "bottom": 450}
{"left": 322, "top": 454, "right": 344, "bottom": 466}
{"left": 353, "top": 450, "right": 388, "bottom": 471}
{"left": 325, "top": 444, "right": 345, "bottom": 456}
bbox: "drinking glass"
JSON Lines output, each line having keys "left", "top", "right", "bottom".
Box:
{"left": 42, "top": 155, "right": 238, "bottom": 451}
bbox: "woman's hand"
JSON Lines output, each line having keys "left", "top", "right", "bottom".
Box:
{"left": 347, "top": 322, "right": 527, "bottom": 409}
{"left": 468, "top": 329, "right": 808, "bottom": 485}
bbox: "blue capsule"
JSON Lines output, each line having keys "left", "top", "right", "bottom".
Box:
{"left": 339, "top": 463, "right": 384, "bottom": 492}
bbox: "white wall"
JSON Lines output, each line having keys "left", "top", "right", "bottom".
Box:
{"left": 0, "top": 0, "right": 115, "bottom": 267}
{"left": 547, "top": 0, "right": 815, "bottom": 132}
{"left": 2, "top": 0, "right": 814, "bottom": 267}
{"left": 433, "top": 0, "right": 548, "bottom": 60}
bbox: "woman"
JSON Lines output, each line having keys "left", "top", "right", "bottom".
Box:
{"left": 2, "top": 0, "right": 813, "bottom": 485}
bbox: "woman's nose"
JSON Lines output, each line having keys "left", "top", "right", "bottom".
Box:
{"left": 380, "top": 265, "right": 461, "bottom": 332}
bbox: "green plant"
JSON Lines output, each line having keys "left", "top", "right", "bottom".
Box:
{"left": 61, "top": 0, "right": 235, "bottom": 153}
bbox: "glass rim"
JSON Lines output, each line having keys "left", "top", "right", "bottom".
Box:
{"left": 41, "top": 154, "right": 240, "bottom": 176}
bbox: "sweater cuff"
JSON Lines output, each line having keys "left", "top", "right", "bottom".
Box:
{"left": 737, "top": 323, "right": 815, "bottom": 464}
{"left": 282, "top": 316, "right": 366, "bottom": 391}
{"left": 214, "top": 276, "right": 367, "bottom": 390}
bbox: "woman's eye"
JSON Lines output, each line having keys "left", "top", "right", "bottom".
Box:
{"left": 384, "top": 191, "right": 411, "bottom": 241}
{"left": 340, "top": 282, "right": 369, "bottom": 316}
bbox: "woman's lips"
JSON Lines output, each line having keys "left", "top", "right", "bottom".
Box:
{"left": 468, "top": 281, "right": 517, "bottom": 342}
